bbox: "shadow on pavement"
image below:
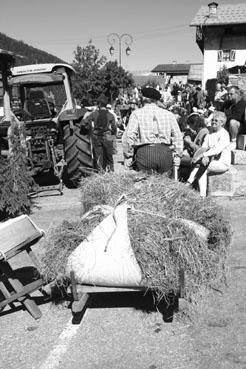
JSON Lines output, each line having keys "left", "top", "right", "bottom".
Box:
{"left": 71, "top": 290, "right": 179, "bottom": 324}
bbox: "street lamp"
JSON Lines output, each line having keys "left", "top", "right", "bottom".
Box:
{"left": 107, "top": 33, "right": 133, "bottom": 67}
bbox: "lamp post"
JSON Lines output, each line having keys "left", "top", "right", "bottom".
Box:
{"left": 107, "top": 33, "right": 133, "bottom": 67}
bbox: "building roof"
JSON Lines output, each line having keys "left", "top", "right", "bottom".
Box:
{"left": 228, "top": 65, "right": 246, "bottom": 74}
{"left": 151, "top": 64, "right": 191, "bottom": 74}
{"left": 188, "top": 64, "right": 203, "bottom": 81}
{"left": 190, "top": 3, "right": 246, "bottom": 26}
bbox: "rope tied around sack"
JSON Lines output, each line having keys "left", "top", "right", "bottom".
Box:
{"left": 105, "top": 194, "right": 210, "bottom": 250}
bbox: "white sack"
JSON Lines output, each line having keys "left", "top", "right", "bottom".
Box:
{"left": 66, "top": 202, "right": 142, "bottom": 287}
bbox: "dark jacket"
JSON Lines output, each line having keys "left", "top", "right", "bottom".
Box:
{"left": 82, "top": 108, "right": 117, "bottom": 136}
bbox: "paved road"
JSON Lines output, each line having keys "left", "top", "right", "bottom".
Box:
{"left": 0, "top": 182, "right": 199, "bottom": 369}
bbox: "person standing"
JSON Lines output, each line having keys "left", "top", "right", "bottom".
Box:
{"left": 162, "top": 85, "right": 173, "bottom": 106}
{"left": 106, "top": 103, "right": 118, "bottom": 154}
{"left": 82, "top": 95, "right": 116, "bottom": 172}
{"left": 123, "top": 87, "right": 183, "bottom": 174}
{"left": 214, "top": 83, "right": 227, "bottom": 111}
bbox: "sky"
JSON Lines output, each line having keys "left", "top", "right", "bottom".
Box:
{"left": 0, "top": 0, "right": 243, "bottom": 72}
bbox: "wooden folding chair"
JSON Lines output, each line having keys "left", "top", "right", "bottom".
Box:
{"left": 0, "top": 215, "right": 44, "bottom": 319}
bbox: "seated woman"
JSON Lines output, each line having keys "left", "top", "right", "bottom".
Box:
{"left": 179, "top": 111, "right": 209, "bottom": 180}
{"left": 186, "top": 111, "right": 231, "bottom": 197}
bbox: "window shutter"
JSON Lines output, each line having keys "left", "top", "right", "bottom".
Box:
{"left": 196, "top": 26, "right": 203, "bottom": 41}
{"left": 217, "top": 50, "right": 222, "bottom": 62}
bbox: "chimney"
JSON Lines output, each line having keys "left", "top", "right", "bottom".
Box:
{"left": 208, "top": 2, "right": 218, "bottom": 16}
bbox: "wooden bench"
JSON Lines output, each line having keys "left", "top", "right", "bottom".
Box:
{"left": 0, "top": 215, "right": 44, "bottom": 319}
{"left": 69, "top": 269, "right": 185, "bottom": 323}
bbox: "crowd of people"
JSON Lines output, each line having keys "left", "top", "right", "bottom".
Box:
{"left": 81, "top": 80, "right": 246, "bottom": 197}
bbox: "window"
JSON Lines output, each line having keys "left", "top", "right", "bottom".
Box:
{"left": 218, "top": 49, "right": 236, "bottom": 62}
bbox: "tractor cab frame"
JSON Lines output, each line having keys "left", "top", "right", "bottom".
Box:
{"left": 0, "top": 59, "right": 94, "bottom": 194}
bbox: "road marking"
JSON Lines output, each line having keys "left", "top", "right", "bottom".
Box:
{"left": 39, "top": 316, "right": 82, "bottom": 369}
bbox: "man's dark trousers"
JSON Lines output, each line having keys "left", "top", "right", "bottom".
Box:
{"left": 134, "top": 143, "right": 173, "bottom": 174}
{"left": 92, "top": 133, "right": 114, "bottom": 171}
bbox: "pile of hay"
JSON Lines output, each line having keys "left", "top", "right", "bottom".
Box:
{"left": 41, "top": 172, "right": 232, "bottom": 300}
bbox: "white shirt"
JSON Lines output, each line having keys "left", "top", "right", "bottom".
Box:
{"left": 107, "top": 108, "right": 118, "bottom": 123}
{"left": 202, "top": 127, "right": 231, "bottom": 166}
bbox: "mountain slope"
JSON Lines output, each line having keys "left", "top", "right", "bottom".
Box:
{"left": 0, "top": 32, "right": 66, "bottom": 65}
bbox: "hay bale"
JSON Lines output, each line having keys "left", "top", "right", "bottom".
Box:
{"left": 41, "top": 172, "right": 232, "bottom": 301}
{"left": 80, "top": 172, "right": 231, "bottom": 254}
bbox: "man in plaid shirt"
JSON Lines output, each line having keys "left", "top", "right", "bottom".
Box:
{"left": 123, "top": 87, "right": 183, "bottom": 174}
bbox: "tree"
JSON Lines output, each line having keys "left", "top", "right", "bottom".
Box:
{"left": 217, "top": 65, "right": 229, "bottom": 86}
{"left": 100, "top": 61, "right": 134, "bottom": 103}
{"left": 72, "top": 40, "right": 107, "bottom": 104}
{"left": 0, "top": 119, "right": 32, "bottom": 220}
{"left": 72, "top": 42, "right": 134, "bottom": 104}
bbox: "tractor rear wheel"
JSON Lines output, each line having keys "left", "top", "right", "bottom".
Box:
{"left": 62, "top": 122, "right": 94, "bottom": 188}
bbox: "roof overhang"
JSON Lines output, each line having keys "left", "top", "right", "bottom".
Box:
{"left": 228, "top": 65, "right": 246, "bottom": 74}
{"left": 190, "top": 21, "right": 246, "bottom": 27}
{"left": 151, "top": 64, "right": 191, "bottom": 74}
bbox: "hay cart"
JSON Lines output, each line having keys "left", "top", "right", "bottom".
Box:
{"left": 67, "top": 179, "right": 186, "bottom": 323}
{"left": 69, "top": 269, "right": 185, "bottom": 323}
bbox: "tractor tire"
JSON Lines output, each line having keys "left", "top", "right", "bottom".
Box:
{"left": 62, "top": 122, "right": 94, "bottom": 188}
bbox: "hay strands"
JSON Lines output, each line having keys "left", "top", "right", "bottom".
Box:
{"left": 114, "top": 193, "right": 210, "bottom": 244}
{"left": 129, "top": 205, "right": 210, "bottom": 244}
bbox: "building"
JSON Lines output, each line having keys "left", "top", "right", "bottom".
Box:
{"left": 151, "top": 64, "right": 190, "bottom": 84}
{"left": 151, "top": 63, "right": 202, "bottom": 85}
{"left": 151, "top": 64, "right": 192, "bottom": 85}
{"left": 188, "top": 64, "right": 204, "bottom": 84}
{"left": 190, "top": 2, "right": 246, "bottom": 89}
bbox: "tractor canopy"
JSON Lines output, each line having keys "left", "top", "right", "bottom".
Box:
{"left": 9, "top": 73, "right": 64, "bottom": 86}
{"left": 11, "top": 63, "right": 75, "bottom": 77}
{"left": 10, "top": 63, "right": 76, "bottom": 87}
{"left": 8, "top": 63, "right": 77, "bottom": 119}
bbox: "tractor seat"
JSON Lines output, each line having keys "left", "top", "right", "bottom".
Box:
{"left": 25, "top": 90, "right": 51, "bottom": 120}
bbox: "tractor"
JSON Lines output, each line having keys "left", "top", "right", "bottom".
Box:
{"left": 0, "top": 52, "right": 94, "bottom": 194}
